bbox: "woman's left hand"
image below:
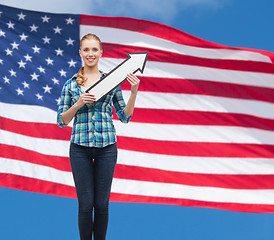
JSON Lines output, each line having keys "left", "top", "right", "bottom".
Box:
{"left": 127, "top": 73, "right": 140, "bottom": 95}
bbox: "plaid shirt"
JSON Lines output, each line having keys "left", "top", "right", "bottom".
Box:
{"left": 57, "top": 72, "right": 132, "bottom": 147}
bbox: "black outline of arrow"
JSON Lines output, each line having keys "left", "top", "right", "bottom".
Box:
{"left": 85, "top": 52, "right": 149, "bottom": 103}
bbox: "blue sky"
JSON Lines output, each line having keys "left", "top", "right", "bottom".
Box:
{"left": 1, "top": 0, "right": 274, "bottom": 239}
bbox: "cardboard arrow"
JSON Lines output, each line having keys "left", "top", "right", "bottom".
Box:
{"left": 86, "top": 52, "right": 149, "bottom": 102}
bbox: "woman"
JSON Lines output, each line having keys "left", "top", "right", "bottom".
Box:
{"left": 57, "top": 33, "right": 140, "bottom": 240}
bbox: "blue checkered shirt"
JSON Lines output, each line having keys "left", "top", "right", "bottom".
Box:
{"left": 57, "top": 73, "right": 132, "bottom": 147}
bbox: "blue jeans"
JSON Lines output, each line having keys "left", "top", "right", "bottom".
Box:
{"left": 69, "top": 142, "right": 117, "bottom": 240}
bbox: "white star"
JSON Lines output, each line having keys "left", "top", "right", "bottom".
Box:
{"left": 3, "top": 76, "right": 10, "bottom": 84}
{"left": 16, "top": 88, "right": 24, "bottom": 95}
{"left": 35, "top": 93, "right": 43, "bottom": 100}
{"left": 68, "top": 59, "right": 77, "bottom": 67}
{"left": 11, "top": 41, "right": 20, "bottom": 50}
{"left": 24, "top": 54, "right": 32, "bottom": 62}
{"left": 52, "top": 78, "right": 59, "bottom": 85}
{"left": 18, "top": 12, "right": 26, "bottom": 20}
{"left": 0, "top": 59, "right": 3, "bottom": 64}
{"left": 43, "top": 85, "right": 52, "bottom": 93}
{"left": 66, "top": 17, "right": 75, "bottom": 25}
{"left": 31, "top": 72, "right": 39, "bottom": 81}
{"left": 0, "top": 30, "right": 5, "bottom": 37}
{"left": 53, "top": 26, "right": 62, "bottom": 34}
{"left": 7, "top": 21, "right": 15, "bottom": 29}
{"left": 32, "top": 45, "right": 40, "bottom": 53}
{"left": 59, "top": 69, "right": 67, "bottom": 77}
{"left": 42, "top": 36, "right": 51, "bottom": 44}
{"left": 66, "top": 38, "right": 74, "bottom": 46}
{"left": 38, "top": 66, "right": 46, "bottom": 73}
{"left": 45, "top": 57, "right": 54, "bottom": 65}
{"left": 55, "top": 48, "right": 63, "bottom": 56}
{"left": 18, "top": 60, "right": 27, "bottom": 68}
{"left": 22, "top": 81, "right": 30, "bottom": 88}
{"left": 0, "top": 11, "right": 2, "bottom": 17}
{"left": 56, "top": 97, "right": 61, "bottom": 105}
{"left": 30, "top": 24, "right": 38, "bottom": 32}
{"left": 19, "top": 33, "right": 28, "bottom": 41}
{"left": 5, "top": 48, "right": 13, "bottom": 56}
{"left": 9, "top": 69, "right": 16, "bottom": 77}
{"left": 42, "top": 15, "right": 50, "bottom": 23}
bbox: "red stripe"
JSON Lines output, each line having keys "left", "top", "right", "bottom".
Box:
{"left": 120, "top": 76, "right": 274, "bottom": 103}
{"left": 114, "top": 109, "right": 274, "bottom": 131}
{"left": 114, "top": 164, "right": 274, "bottom": 189}
{"left": 110, "top": 193, "right": 274, "bottom": 213}
{"left": 80, "top": 15, "right": 274, "bottom": 63}
{"left": 102, "top": 43, "right": 274, "bottom": 74}
{"left": 0, "top": 116, "right": 71, "bottom": 140}
{"left": 117, "top": 136, "right": 274, "bottom": 158}
{"left": 0, "top": 173, "right": 76, "bottom": 198}
{"left": 0, "top": 144, "right": 71, "bottom": 171}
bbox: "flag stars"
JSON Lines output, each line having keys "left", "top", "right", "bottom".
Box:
{"left": 66, "top": 38, "right": 75, "bottom": 46}
{"left": 7, "top": 21, "right": 15, "bottom": 29}
{"left": 42, "top": 15, "right": 50, "bottom": 23}
{"left": 16, "top": 88, "right": 24, "bottom": 95}
{"left": 38, "top": 66, "right": 46, "bottom": 73}
{"left": 11, "top": 41, "right": 20, "bottom": 50}
{"left": 42, "top": 36, "right": 51, "bottom": 44}
{"left": 19, "top": 33, "right": 28, "bottom": 41}
{"left": 35, "top": 93, "right": 43, "bottom": 100}
{"left": 24, "top": 54, "right": 32, "bottom": 62}
{"left": 53, "top": 26, "right": 62, "bottom": 34}
{"left": 3, "top": 76, "right": 10, "bottom": 84}
{"left": 22, "top": 81, "right": 30, "bottom": 88}
{"left": 56, "top": 97, "right": 61, "bottom": 105}
{"left": 30, "top": 24, "right": 39, "bottom": 32}
{"left": 59, "top": 69, "right": 67, "bottom": 77}
{"left": 31, "top": 72, "right": 39, "bottom": 81}
{"left": 18, "top": 60, "right": 27, "bottom": 68}
{"left": 0, "top": 59, "right": 3, "bottom": 64}
{"left": 66, "top": 17, "right": 75, "bottom": 25}
{"left": 52, "top": 77, "right": 59, "bottom": 85}
{"left": 68, "top": 59, "right": 77, "bottom": 67}
{"left": 45, "top": 57, "right": 54, "bottom": 65}
{"left": 43, "top": 85, "right": 52, "bottom": 93}
{"left": 18, "top": 12, "right": 26, "bottom": 20}
{"left": 55, "top": 48, "right": 63, "bottom": 56}
{"left": 32, "top": 45, "right": 40, "bottom": 53}
{"left": 9, "top": 69, "right": 16, "bottom": 77}
{"left": 5, "top": 48, "right": 13, "bottom": 56}
{"left": 0, "top": 30, "right": 5, "bottom": 37}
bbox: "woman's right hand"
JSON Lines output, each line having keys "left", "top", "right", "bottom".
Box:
{"left": 76, "top": 93, "right": 96, "bottom": 108}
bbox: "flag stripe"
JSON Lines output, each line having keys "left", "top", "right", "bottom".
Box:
{"left": 80, "top": 22, "right": 272, "bottom": 63}
{"left": 114, "top": 164, "right": 274, "bottom": 189}
{"left": 121, "top": 77, "right": 274, "bottom": 103}
{"left": 117, "top": 136, "right": 274, "bottom": 158}
{"left": 102, "top": 43, "right": 274, "bottom": 74}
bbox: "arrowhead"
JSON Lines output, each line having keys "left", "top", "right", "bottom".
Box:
{"left": 127, "top": 52, "right": 149, "bottom": 74}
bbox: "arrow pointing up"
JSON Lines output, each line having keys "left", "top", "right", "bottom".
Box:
{"left": 86, "top": 52, "right": 149, "bottom": 102}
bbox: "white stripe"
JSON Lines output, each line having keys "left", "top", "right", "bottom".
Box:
{"left": 0, "top": 157, "right": 74, "bottom": 186}
{"left": 118, "top": 149, "right": 274, "bottom": 174}
{"left": 0, "top": 130, "right": 69, "bottom": 157}
{"left": 114, "top": 120, "right": 274, "bottom": 144}
{"left": 112, "top": 178, "right": 274, "bottom": 205}
{"left": 123, "top": 91, "right": 274, "bottom": 120}
{"left": 100, "top": 58, "right": 274, "bottom": 89}
{"left": 2, "top": 157, "right": 274, "bottom": 205}
{"left": 80, "top": 25, "right": 271, "bottom": 63}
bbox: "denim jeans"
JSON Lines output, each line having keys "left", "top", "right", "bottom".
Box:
{"left": 69, "top": 142, "right": 117, "bottom": 240}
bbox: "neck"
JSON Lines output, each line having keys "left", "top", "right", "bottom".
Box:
{"left": 83, "top": 65, "right": 100, "bottom": 75}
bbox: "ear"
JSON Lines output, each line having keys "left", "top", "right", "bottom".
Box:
{"left": 100, "top": 49, "right": 103, "bottom": 57}
{"left": 79, "top": 49, "right": 82, "bottom": 58}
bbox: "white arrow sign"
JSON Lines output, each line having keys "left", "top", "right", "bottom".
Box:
{"left": 86, "top": 52, "right": 149, "bottom": 102}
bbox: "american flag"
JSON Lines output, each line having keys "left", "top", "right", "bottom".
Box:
{"left": 1, "top": 4, "right": 274, "bottom": 213}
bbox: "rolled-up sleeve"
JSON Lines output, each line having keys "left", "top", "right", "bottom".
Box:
{"left": 57, "top": 82, "right": 72, "bottom": 127}
{"left": 113, "top": 86, "right": 132, "bottom": 123}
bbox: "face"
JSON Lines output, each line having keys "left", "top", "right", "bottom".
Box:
{"left": 79, "top": 38, "right": 102, "bottom": 68}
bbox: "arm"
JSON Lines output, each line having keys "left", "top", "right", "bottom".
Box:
{"left": 124, "top": 73, "right": 140, "bottom": 117}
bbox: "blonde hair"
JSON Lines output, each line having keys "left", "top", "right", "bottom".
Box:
{"left": 76, "top": 33, "right": 102, "bottom": 86}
